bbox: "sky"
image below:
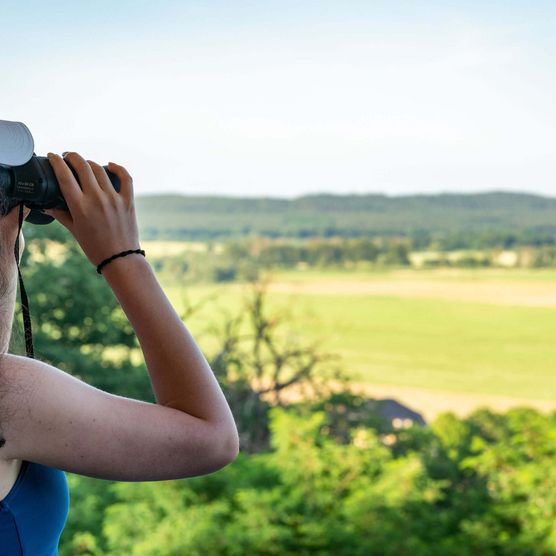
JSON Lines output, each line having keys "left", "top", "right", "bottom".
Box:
{"left": 1, "top": 0, "right": 555, "bottom": 198}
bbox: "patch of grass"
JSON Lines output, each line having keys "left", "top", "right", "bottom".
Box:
{"left": 159, "top": 268, "right": 556, "bottom": 401}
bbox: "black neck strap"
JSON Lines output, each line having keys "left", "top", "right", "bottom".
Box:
{"left": 13, "top": 202, "right": 34, "bottom": 358}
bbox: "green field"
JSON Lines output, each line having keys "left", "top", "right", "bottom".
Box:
{"left": 159, "top": 268, "right": 556, "bottom": 403}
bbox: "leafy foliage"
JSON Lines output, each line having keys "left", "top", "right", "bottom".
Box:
{"left": 58, "top": 405, "right": 556, "bottom": 556}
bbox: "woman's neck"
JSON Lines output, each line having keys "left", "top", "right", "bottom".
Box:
{"left": 0, "top": 278, "right": 17, "bottom": 354}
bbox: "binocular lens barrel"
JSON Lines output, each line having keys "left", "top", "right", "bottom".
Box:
{"left": 0, "top": 155, "right": 120, "bottom": 225}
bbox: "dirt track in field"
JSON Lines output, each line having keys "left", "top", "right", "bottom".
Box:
{"left": 266, "top": 275, "right": 556, "bottom": 307}
{"left": 259, "top": 378, "right": 556, "bottom": 423}
{"left": 253, "top": 272, "right": 556, "bottom": 421}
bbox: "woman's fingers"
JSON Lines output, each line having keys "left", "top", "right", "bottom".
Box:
{"left": 46, "top": 152, "right": 83, "bottom": 214}
{"left": 41, "top": 155, "right": 138, "bottom": 268}
{"left": 86, "top": 159, "right": 117, "bottom": 197}
{"left": 107, "top": 161, "right": 134, "bottom": 206}
{"left": 44, "top": 152, "right": 133, "bottom": 236}
{"left": 62, "top": 152, "right": 101, "bottom": 196}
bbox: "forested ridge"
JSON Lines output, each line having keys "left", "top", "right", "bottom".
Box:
{"left": 135, "top": 191, "right": 556, "bottom": 240}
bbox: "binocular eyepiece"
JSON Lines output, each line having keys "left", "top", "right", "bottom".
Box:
{"left": 0, "top": 155, "right": 121, "bottom": 225}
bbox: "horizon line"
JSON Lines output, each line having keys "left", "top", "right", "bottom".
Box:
{"left": 135, "top": 189, "right": 556, "bottom": 201}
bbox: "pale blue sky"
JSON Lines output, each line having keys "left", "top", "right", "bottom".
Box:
{"left": 1, "top": 1, "right": 555, "bottom": 197}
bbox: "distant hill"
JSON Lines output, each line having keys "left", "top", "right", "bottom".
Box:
{"left": 134, "top": 191, "right": 556, "bottom": 240}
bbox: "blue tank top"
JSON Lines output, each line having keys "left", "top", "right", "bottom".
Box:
{"left": 0, "top": 460, "right": 70, "bottom": 555}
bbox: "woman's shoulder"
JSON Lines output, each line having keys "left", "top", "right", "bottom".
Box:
{"left": 0, "top": 353, "right": 42, "bottom": 429}
{"left": 0, "top": 352, "right": 226, "bottom": 481}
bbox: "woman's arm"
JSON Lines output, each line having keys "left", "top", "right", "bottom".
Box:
{"left": 102, "top": 254, "right": 238, "bottom": 441}
{"left": 43, "top": 151, "right": 239, "bottom": 459}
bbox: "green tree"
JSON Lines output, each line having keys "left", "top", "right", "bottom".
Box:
{"left": 16, "top": 221, "right": 153, "bottom": 401}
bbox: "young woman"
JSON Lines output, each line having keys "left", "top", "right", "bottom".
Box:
{"left": 0, "top": 151, "right": 239, "bottom": 554}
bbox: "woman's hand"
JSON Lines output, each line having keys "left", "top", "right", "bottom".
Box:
{"left": 44, "top": 152, "right": 140, "bottom": 267}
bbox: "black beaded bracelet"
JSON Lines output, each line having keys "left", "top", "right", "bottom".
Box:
{"left": 97, "top": 249, "right": 146, "bottom": 275}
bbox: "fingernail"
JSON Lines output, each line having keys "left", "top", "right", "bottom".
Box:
{"left": 47, "top": 152, "right": 55, "bottom": 158}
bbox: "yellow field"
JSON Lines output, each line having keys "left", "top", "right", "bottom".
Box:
{"left": 159, "top": 268, "right": 556, "bottom": 421}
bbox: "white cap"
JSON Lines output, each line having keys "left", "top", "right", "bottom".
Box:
{"left": 0, "top": 120, "right": 34, "bottom": 166}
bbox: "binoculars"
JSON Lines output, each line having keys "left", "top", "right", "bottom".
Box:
{"left": 0, "top": 155, "right": 121, "bottom": 225}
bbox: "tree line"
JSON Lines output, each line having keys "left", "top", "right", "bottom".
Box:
{"left": 150, "top": 236, "right": 556, "bottom": 285}
{"left": 135, "top": 192, "right": 556, "bottom": 246}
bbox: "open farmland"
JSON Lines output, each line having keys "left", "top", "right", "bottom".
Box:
{"left": 159, "top": 268, "right": 556, "bottom": 421}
